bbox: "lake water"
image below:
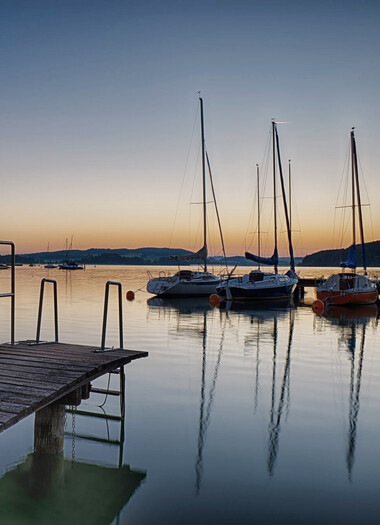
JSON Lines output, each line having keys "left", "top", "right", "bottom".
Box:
{"left": 0, "top": 265, "right": 379, "bottom": 524}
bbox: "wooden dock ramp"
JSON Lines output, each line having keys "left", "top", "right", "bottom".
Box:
{"left": 0, "top": 341, "right": 147, "bottom": 433}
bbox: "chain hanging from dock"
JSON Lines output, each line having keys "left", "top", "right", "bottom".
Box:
{"left": 71, "top": 405, "right": 76, "bottom": 465}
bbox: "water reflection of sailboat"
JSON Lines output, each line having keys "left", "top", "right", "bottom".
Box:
{"left": 195, "top": 310, "right": 225, "bottom": 494}
{"left": 148, "top": 296, "right": 223, "bottom": 493}
{"left": 221, "top": 298, "right": 293, "bottom": 313}
{"left": 324, "top": 305, "right": 377, "bottom": 480}
{"left": 227, "top": 306, "right": 295, "bottom": 476}
{"left": 323, "top": 304, "right": 378, "bottom": 324}
{"left": 267, "top": 310, "right": 295, "bottom": 476}
{"left": 147, "top": 296, "right": 213, "bottom": 314}
{"left": 345, "top": 324, "right": 365, "bottom": 481}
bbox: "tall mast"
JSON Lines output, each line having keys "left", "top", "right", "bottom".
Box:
{"left": 351, "top": 128, "right": 367, "bottom": 273}
{"left": 257, "top": 164, "right": 261, "bottom": 269}
{"left": 275, "top": 124, "right": 295, "bottom": 272}
{"left": 272, "top": 121, "right": 278, "bottom": 274}
{"left": 351, "top": 130, "right": 356, "bottom": 247}
{"left": 288, "top": 159, "right": 292, "bottom": 233}
{"left": 200, "top": 97, "right": 207, "bottom": 272}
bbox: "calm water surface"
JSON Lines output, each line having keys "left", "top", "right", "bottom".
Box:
{"left": 0, "top": 265, "right": 379, "bottom": 524}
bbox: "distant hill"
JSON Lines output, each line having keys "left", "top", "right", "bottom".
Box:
{"left": 0, "top": 247, "right": 303, "bottom": 267}
{"left": 299, "top": 240, "right": 380, "bottom": 267}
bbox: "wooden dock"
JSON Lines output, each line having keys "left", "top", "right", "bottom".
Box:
{"left": 0, "top": 341, "right": 147, "bottom": 433}
{"left": 298, "top": 277, "right": 324, "bottom": 288}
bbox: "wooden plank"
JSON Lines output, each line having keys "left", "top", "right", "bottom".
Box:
{"left": 0, "top": 368, "right": 83, "bottom": 384}
{"left": 0, "top": 374, "right": 71, "bottom": 390}
{"left": 0, "top": 382, "right": 60, "bottom": 396}
{"left": 0, "top": 361, "right": 89, "bottom": 377}
{"left": 0, "top": 392, "right": 42, "bottom": 404}
{"left": 0, "top": 412, "right": 19, "bottom": 423}
{"left": 0, "top": 355, "right": 91, "bottom": 371}
{"left": 0, "top": 402, "right": 32, "bottom": 414}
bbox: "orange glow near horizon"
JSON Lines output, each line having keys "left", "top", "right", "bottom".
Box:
{"left": 5, "top": 215, "right": 378, "bottom": 258}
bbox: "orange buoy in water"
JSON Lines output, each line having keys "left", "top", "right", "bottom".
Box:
{"left": 312, "top": 299, "right": 325, "bottom": 314}
{"left": 209, "top": 294, "right": 221, "bottom": 307}
{"left": 126, "top": 290, "right": 135, "bottom": 301}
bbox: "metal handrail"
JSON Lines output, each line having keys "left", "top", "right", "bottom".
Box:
{"left": 0, "top": 241, "right": 15, "bottom": 345}
{"left": 99, "top": 281, "right": 124, "bottom": 352}
{"left": 35, "top": 278, "right": 59, "bottom": 344}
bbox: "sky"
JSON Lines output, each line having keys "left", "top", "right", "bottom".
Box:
{"left": 0, "top": 0, "right": 379, "bottom": 257}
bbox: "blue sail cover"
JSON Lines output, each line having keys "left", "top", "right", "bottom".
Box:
{"left": 341, "top": 244, "right": 357, "bottom": 269}
{"left": 245, "top": 248, "right": 278, "bottom": 267}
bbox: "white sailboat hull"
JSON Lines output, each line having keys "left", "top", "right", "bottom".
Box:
{"left": 147, "top": 271, "right": 220, "bottom": 297}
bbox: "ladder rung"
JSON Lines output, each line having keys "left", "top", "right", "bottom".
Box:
{"left": 64, "top": 432, "right": 121, "bottom": 445}
{"left": 91, "top": 388, "right": 120, "bottom": 396}
{"left": 65, "top": 409, "right": 122, "bottom": 421}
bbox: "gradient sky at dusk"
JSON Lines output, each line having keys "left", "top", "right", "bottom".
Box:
{"left": 0, "top": 0, "right": 379, "bottom": 257}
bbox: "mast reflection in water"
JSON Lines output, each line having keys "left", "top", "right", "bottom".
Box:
{"left": 228, "top": 303, "right": 295, "bottom": 476}
{"left": 323, "top": 304, "right": 379, "bottom": 481}
{"left": 148, "top": 296, "right": 224, "bottom": 494}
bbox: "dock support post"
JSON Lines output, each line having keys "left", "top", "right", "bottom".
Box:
{"left": 34, "top": 401, "right": 65, "bottom": 455}
{"left": 33, "top": 401, "right": 65, "bottom": 494}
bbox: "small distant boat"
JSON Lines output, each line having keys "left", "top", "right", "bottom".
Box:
{"left": 59, "top": 260, "right": 84, "bottom": 270}
{"left": 0, "top": 264, "right": 9, "bottom": 270}
{"left": 316, "top": 129, "right": 378, "bottom": 306}
{"left": 147, "top": 97, "right": 224, "bottom": 297}
{"left": 216, "top": 120, "right": 298, "bottom": 301}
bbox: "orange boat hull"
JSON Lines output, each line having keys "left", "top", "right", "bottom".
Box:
{"left": 316, "top": 289, "right": 378, "bottom": 305}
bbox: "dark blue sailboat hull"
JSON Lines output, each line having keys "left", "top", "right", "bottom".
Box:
{"left": 217, "top": 283, "right": 296, "bottom": 301}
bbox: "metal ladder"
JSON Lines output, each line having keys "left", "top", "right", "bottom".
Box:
{"left": 66, "top": 281, "right": 127, "bottom": 466}
{"left": 0, "top": 241, "right": 15, "bottom": 345}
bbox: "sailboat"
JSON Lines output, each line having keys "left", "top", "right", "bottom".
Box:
{"left": 146, "top": 98, "right": 221, "bottom": 297}
{"left": 59, "top": 237, "right": 84, "bottom": 270}
{"left": 216, "top": 120, "right": 298, "bottom": 301}
{"left": 316, "top": 129, "right": 378, "bottom": 306}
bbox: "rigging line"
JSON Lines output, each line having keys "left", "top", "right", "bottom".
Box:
{"left": 242, "top": 130, "right": 271, "bottom": 255}
{"left": 336, "top": 139, "right": 351, "bottom": 249}
{"left": 190, "top": 204, "right": 204, "bottom": 253}
{"left": 206, "top": 150, "right": 228, "bottom": 268}
{"left": 357, "top": 155, "right": 375, "bottom": 242}
{"left": 169, "top": 104, "right": 199, "bottom": 249}
{"left": 188, "top": 146, "right": 202, "bottom": 251}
